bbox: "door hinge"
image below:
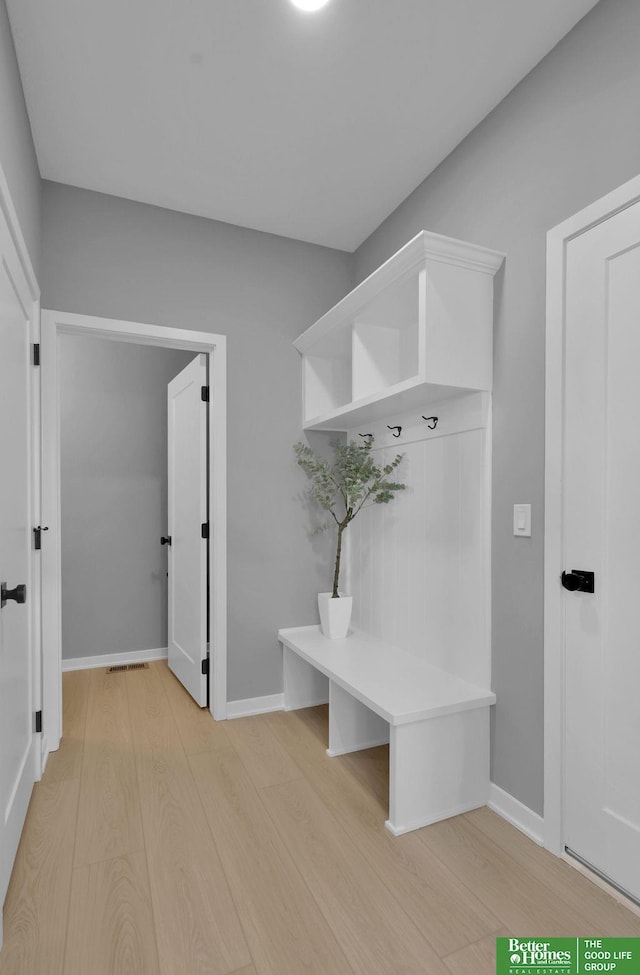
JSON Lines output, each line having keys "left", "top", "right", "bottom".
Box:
{"left": 35, "top": 710, "right": 42, "bottom": 733}
{"left": 201, "top": 522, "right": 209, "bottom": 539}
{"left": 33, "top": 343, "right": 40, "bottom": 366}
{"left": 201, "top": 657, "right": 209, "bottom": 676}
{"left": 201, "top": 386, "right": 209, "bottom": 402}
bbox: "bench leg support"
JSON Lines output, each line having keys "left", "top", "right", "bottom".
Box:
{"left": 282, "top": 646, "right": 329, "bottom": 711}
{"left": 327, "top": 681, "right": 389, "bottom": 757}
{"left": 386, "top": 707, "right": 490, "bottom": 836}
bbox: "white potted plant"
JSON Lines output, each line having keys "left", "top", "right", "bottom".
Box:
{"left": 294, "top": 437, "right": 405, "bottom": 639}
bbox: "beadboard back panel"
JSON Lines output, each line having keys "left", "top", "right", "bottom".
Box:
{"left": 346, "top": 394, "right": 490, "bottom": 688}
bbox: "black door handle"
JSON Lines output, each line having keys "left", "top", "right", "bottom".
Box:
{"left": 561, "top": 570, "right": 595, "bottom": 593}
{"left": 1, "top": 583, "right": 26, "bottom": 608}
{"left": 160, "top": 536, "right": 172, "bottom": 546}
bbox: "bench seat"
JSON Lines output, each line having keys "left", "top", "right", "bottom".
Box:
{"left": 278, "top": 624, "right": 496, "bottom": 835}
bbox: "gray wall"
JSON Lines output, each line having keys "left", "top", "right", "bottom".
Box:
{"left": 60, "top": 335, "right": 193, "bottom": 660}
{"left": 0, "top": 0, "right": 40, "bottom": 278}
{"left": 354, "top": 0, "right": 640, "bottom": 815}
{"left": 42, "top": 182, "right": 353, "bottom": 697}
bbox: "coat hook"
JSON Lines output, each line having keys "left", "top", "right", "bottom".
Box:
{"left": 422, "top": 415, "right": 438, "bottom": 430}
{"left": 387, "top": 425, "right": 402, "bottom": 438}
{"left": 358, "top": 433, "right": 374, "bottom": 443}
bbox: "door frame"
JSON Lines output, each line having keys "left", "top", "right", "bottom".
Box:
{"left": 41, "top": 310, "right": 227, "bottom": 762}
{"left": 544, "top": 172, "right": 640, "bottom": 855}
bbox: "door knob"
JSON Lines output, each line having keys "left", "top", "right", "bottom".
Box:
{"left": 160, "top": 536, "right": 172, "bottom": 546}
{"left": 1, "top": 583, "right": 27, "bottom": 608}
{"left": 561, "top": 570, "right": 595, "bottom": 593}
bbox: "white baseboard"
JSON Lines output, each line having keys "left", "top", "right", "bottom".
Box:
{"left": 62, "top": 647, "right": 168, "bottom": 672}
{"left": 488, "top": 782, "right": 544, "bottom": 845}
{"left": 226, "top": 693, "right": 284, "bottom": 719}
{"left": 40, "top": 736, "right": 52, "bottom": 779}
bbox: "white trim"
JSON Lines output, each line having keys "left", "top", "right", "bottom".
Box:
{"left": 226, "top": 694, "right": 284, "bottom": 719}
{"left": 0, "top": 163, "right": 39, "bottom": 300}
{"left": 562, "top": 853, "right": 640, "bottom": 918}
{"left": 29, "top": 300, "right": 42, "bottom": 782}
{"left": 385, "top": 800, "right": 488, "bottom": 837}
{"left": 62, "top": 647, "right": 169, "bottom": 672}
{"left": 544, "top": 173, "right": 640, "bottom": 856}
{"left": 40, "top": 310, "right": 228, "bottom": 751}
{"left": 488, "top": 782, "right": 544, "bottom": 846}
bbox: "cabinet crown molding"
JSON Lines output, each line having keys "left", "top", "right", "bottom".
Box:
{"left": 295, "top": 230, "right": 505, "bottom": 432}
{"left": 294, "top": 230, "right": 505, "bottom": 355}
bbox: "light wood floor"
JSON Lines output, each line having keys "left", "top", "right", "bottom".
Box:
{"left": 1, "top": 662, "right": 639, "bottom": 975}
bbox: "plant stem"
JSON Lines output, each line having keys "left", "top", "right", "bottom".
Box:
{"left": 332, "top": 523, "right": 345, "bottom": 598}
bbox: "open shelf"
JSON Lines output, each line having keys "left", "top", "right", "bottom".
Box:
{"left": 302, "top": 324, "right": 352, "bottom": 420}
{"left": 303, "top": 376, "right": 470, "bottom": 432}
{"left": 352, "top": 270, "right": 420, "bottom": 401}
{"left": 296, "top": 230, "right": 504, "bottom": 431}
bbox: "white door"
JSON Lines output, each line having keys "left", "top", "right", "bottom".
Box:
{"left": 563, "top": 199, "right": 640, "bottom": 902}
{"left": 0, "top": 214, "right": 36, "bottom": 943}
{"left": 167, "top": 354, "right": 208, "bottom": 706}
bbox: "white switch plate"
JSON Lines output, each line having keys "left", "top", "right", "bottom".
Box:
{"left": 513, "top": 504, "right": 532, "bottom": 537}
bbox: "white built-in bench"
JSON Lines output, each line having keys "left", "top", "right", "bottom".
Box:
{"left": 278, "top": 625, "right": 496, "bottom": 836}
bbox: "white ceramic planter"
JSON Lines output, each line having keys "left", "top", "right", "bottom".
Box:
{"left": 318, "top": 592, "right": 353, "bottom": 639}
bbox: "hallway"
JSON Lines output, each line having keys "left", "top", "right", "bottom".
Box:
{"left": 1, "top": 662, "right": 639, "bottom": 975}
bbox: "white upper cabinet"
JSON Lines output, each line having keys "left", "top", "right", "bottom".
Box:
{"left": 295, "top": 231, "right": 505, "bottom": 430}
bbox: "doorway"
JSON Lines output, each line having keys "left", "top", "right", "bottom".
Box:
{"left": 58, "top": 333, "right": 194, "bottom": 673}
{"left": 40, "top": 310, "right": 227, "bottom": 769}
{"left": 544, "top": 173, "right": 640, "bottom": 903}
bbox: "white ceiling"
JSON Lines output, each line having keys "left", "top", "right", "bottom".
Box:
{"left": 7, "top": 0, "right": 600, "bottom": 252}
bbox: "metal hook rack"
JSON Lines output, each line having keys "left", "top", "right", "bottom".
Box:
{"left": 422, "top": 416, "right": 438, "bottom": 430}
{"left": 387, "top": 425, "right": 402, "bottom": 438}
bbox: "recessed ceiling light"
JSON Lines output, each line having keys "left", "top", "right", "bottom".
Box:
{"left": 290, "top": 0, "right": 332, "bottom": 12}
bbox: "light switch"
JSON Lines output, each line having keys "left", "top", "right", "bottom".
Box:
{"left": 513, "top": 504, "right": 532, "bottom": 537}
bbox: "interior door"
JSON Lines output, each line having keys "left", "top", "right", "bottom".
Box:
{"left": 563, "top": 199, "right": 640, "bottom": 902}
{"left": 0, "top": 213, "right": 35, "bottom": 942}
{"left": 167, "top": 354, "right": 208, "bottom": 706}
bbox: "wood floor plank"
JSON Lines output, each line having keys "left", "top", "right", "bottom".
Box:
{"left": 156, "top": 661, "right": 231, "bottom": 754}
{"left": 223, "top": 713, "right": 303, "bottom": 789}
{"left": 417, "top": 814, "right": 604, "bottom": 935}
{"left": 43, "top": 669, "right": 90, "bottom": 783}
{"left": 265, "top": 706, "right": 389, "bottom": 812}
{"left": 264, "top": 704, "right": 329, "bottom": 756}
{"left": 74, "top": 669, "right": 144, "bottom": 866}
{"left": 0, "top": 779, "right": 79, "bottom": 975}
{"left": 64, "top": 850, "right": 160, "bottom": 975}
{"left": 262, "top": 706, "right": 331, "bottom": 772}
{"left": 266, "top": 708, "right": 502, "bottom": 957}
{"left": 6, "top": 681, "right": 640, "bottom": 975}
{"left": 261, "top": 777, "right": 449, "bottom": 975}
{"left": 189, "top": 748, "right": 355, "bottom": 975}
{"left": 465, "top": 806, "right": 640, "bottom": 935}
{"left": 126, "top": 665, "right": 252, "bottom": 975}
{"left": 443, "top": 931, "right": 509, "bottom": 975}
{"left": 340, "top": 743, "right": 390, "bottom": 809}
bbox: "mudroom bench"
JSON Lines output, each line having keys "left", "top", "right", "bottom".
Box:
{"left": 278, "top": 625, "right": 496, "bottom": 835}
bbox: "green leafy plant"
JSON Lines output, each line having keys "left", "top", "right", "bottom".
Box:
{"left": 294, "top": 438, "right": 405, "bottom": 599}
